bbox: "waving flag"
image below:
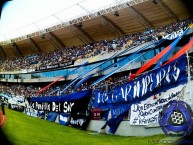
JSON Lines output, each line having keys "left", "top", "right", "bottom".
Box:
{"left": 132, "top": 24, "right": 192, "bottom": 79}
{"left": 90, "top": 51, "right": 148, "bottom": 87}
{"left": 73, "top": 74, "right": 94, "bottom": 92}
{"left": 164, "top": 36, "right": 193, "bottom": 65}
{"left": 90, "top": 39, "right": 164, "bottom": 86}
{"left": 36, "top": 76, "right": 64, "bottom": 95}
{"left": 154, "top": 26, "right": 191, "bottom": 69}
{"left": 60, "top": 44, "right": 142, "bottom": 94}
{"left": 36, "top": 54, "right": 101, "bottom": 95}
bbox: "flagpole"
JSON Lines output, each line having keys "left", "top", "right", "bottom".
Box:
{"left": 186, "top": 51, "right": 191, "bottom": 82}
{"left": 36, "top": 60, "right": 90, "bottom": 95}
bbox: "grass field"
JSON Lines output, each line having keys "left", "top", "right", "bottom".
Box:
{"left": 1, "top": 108, "right": 172, "bottom": 145}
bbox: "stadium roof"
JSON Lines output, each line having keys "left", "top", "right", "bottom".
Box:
{"left": 0, "top": 0, "right": 125, "bottom": 41}
{"left": 0, "top": 0, "right": 191, "bottom": 58}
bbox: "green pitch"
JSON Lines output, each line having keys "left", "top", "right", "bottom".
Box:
{"left": 1, "top": 108, "right": 171, "bottom": 145}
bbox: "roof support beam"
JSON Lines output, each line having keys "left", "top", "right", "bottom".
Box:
{"left": 29, "top": 38, "right": 42, "bottom": 53}
{"left": 126, "top": 3, "right": 154, "bottom": 28}
{"left": 43, "top": 33, "right": 63, "bottom": 50}
{"left": 157, "top": 0, "right": 179, "bottom": 22}
{"left": 99, "top": 15, "right": 125, "bottom": 37}
{"left": 48, "top": 32, "right": 66, "bottom": 49}
{"left": 72, "top": 24, "right": 95, "bottom": 44}
{"left": 0, "top": 46, "right": 6, "bottom": 57}
{"left": 10, "top": 43, "right": 23, "bottom": 57}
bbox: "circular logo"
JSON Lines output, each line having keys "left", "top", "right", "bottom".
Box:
{"left": 159, "top": 100, "right": 193, "bottom": 137}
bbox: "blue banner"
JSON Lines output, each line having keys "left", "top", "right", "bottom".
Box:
{"left": 31, "top": 90, "right": 92, "bottom": 103}
{"left": 94, "top": 54, "right": 187, "bottom": 109}
{"left": 59, "top": 113, "right": 70, "bottom": 126}
{"left": 107, "top": 110, "right": 128, "bottom": 134}
{"left": 46, "top": 112, "right": 58, "bottom": 122}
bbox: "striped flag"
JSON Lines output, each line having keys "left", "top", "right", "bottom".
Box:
{"left": 60, "top": 45, "right": 140, "bottom": 94}
{"left": 154, "top": 26, "right": 191, "bottom": 69}
{"left": 90, "top": 39, "right": 164, "bottom": 86}
{"left": 133, "top": 25, "right": 192, "bottom": 79}
{"left": 164, "top": 36, "right": 193, "bottom": 65}
{"left": 36, "top": 54, "right": 101, "bottom": 95}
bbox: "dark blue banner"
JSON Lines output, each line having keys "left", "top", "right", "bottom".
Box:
{"left": 46, "top": 112, "right": 58, "bottom": 122}
{"left": 30, "top": 90, "right": 92, "bottom": 113}
{"left": 31, "top": 90, "right": 92, "bottom": 102}
{"left": 94, "top": 54, "right": 187, "bottom": 109}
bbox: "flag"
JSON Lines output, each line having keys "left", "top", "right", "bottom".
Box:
{"left": 73, "top": 74, "right": 94, "bottom": 92}
{"left": 133, "top": 25, "right": 192, "bottom": 78}
{"left": 107, "top": 110, "right": 128, "bottom": 134}
{"left": 154, "top": 26, "right": 191, "bottom": 69}
{"left": 36, "top": 54, "right": 100, "bottom": 95}
{"left": 60, "top": 45, "right": 138, "bottom": 94}
{"left": 90, "top": 51, "right": 147, "bottom": 86}
{"left": 36, "top": 76, "right": 64, "bottom": 95}
{"left": 164, "top": 36, "right": 193, "bottom": 65}
{"left": 90, "top": 39, "right": 164, "bottom": 86}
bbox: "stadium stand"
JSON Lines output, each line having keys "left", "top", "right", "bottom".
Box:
{"left": 0, "top": 17, "right": 192, "bottom": 72}
{"left": 0, "top": 17, "right": 192, "bottom": 98}
{"left": 0, "top": 0, "right": 193, "bottom": 138}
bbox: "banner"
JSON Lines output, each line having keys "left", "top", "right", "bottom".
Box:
{"left": 39, "top": 64, "right": 59, "bottom": 70}
{"left": 8, "top": 104, "right": 24, "bottom": 112}
{"left": 59, "top": 61, "right": 74, "bottom": 67}
{"left": 31, "top": 90, "right": 92, "bottom": 129}
{"left": 107, "top": 110, "right": 128, "bottom": 134}
{"left": 60, "top": 44, "right": 143, "bottom": 94}
{"left": 37, "top": 61, "right": 87, "bottom": 95}
{"left": 69, "top": 114, "right": 91, "bottom": 129}
{"left": 130, "top": 85, "right": 184, "bottom": 125}
{"left": 164, "top": 36, "right": 193, "bottom": 65}
{"left": 46, "top": 112, "right": 58, "bottom": 122}
{"left": 38, "top": 61, "right": 74, "bottom": 70}
{"left": 94, "top": 54, "right": 187, "bottom": 109}
{"left": 162, "top": 29, "right": 183, "bottom": 40}
{"left": 0, "top": 93, "right": 10, "bottom": 100}
{"left": 59, "top": 113, "right": 70, "bottom": 126}
{"left": 154, "top": 27, "right": 190, "bottom": 69}
{"left": 30, "top": 90, "right": 92, "bottom": 113}
{"left": 36, "top": 76, "right": 64, "bottom": 95}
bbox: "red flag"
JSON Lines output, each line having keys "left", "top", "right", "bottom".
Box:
{"left": 36, "top": 76, "right": 64, "bottom": 95}
{"left": 131, "top": 24, "right": 193, "bottom": 79}
{"left": 164, "top": 37, "right": 193, "bottom": 65}
{"left": 135, "top": 45, "right": 172, "bottom": 75}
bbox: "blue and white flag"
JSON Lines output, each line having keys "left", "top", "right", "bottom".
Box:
{"left": 59, "top": 113, "right": 70, "bottom": 126}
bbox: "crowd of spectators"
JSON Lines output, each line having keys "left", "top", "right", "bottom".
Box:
{"left": 0, "top": 17, "right": 192, "bottom": 72}
{"left": 0, "top": 84, "right": 39, "bottom": 99}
